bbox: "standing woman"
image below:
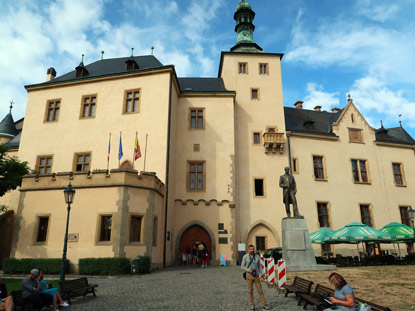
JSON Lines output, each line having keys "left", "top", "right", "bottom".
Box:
{"left": 324, "top": 272, "right": 355, "bottom": 311}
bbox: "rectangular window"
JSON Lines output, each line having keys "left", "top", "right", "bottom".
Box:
{"left": 349, "top": 128, "right": 363, "bottom": 142}
{"left": 400, "top": 206, "right": 412, "bottom": 227}
{"left": 259, "top": 63, "right": 268, "bottom": 75}
{"left": 36, "top": 216, "right": 49, "bottom": 242}
{"left": 255, "top": 236, "right": 266, "bottom": 251}
{"left": 360, "top": 205, "right": 372, "bottom": 227}
{"left": 188, "top": 161, "right": 205, "bottom": 191}
{"left": 124, "top": 89, "right": 140, "bottom": 113}
{"left": 239, "top": 62, "right": 247, "bottom": 74}
{"left": 36, "top": 156, "right": 53, "bottom": 174}
{"left": 392, "top": 163, "right": 404, "bottom": 185}
{"left": 189, "top": 108, "right": 204, "bottom": 130}
{"left": 313, "top": 156, "right": 325, "bottom": 179}
{"left": 317, "top": 203, "right": 330, "bottom": 228}
{"left": 193, "top": 144, "right": 200, "bottom": 152}
{"left": 129, "top": 216, "right": 142, "bottom": 243}
{"left": 253, "top": 132, "right": 261, "bottom": 145}
{"left": 351, "top": 159, "right": 368, "bottom": 183}
{"left": 292, "top": 158, "right": 299, "bottom": 174}
{"left": 153, "top": 217, "right": 158, "bottom": 246}
{"left": 45, "top": 100, "right": 60, "bottom": 122}
{"left": 99, "top": 215, "right": 112, "bottom": 242}
{"left": 254, "top": 179, "right": 264, "bottom": 197}
{"left": 74, "top": 153, "right": 91, "bottom": 172}
{"left": 81, "top": 95, "right": 96, "bottom": 118}
{"left": 251, "top": 88, "right": 259, "bottom": 100}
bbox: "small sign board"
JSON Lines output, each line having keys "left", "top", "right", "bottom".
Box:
{"left": 238, "top": 243, "right": 246, "bottom": 251}
{"left": 68, "top": 233, "right": 79, "bottom": 242}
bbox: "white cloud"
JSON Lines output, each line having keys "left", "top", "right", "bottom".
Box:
{"left": 356, "top": 0, "right": 400, "bottom": 22}
{"left": 302, "top": 83, "right": 340, "bottom": 111}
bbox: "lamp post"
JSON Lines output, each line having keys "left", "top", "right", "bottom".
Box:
{"left": 60, "top": 184, "right": 75, "bottom": 281}
{"left": 408, "top": 206, "right": 415, "bottom": 252}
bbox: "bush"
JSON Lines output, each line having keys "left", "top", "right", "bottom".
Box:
{"left": 137, "top": 256, "right": 151, "bottom": 274}
{"left": 78, "top": 257, "right": 131, "bottom": 275}
{"left": 3, "top": 258, "right": 69, "bottom": 274}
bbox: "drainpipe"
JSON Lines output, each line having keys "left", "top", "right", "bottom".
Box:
{"left": 287, "top": 133, "right": 292, "bottom": 174}
{"left": 163, "top": 71, "right": 173, "bottom": 268}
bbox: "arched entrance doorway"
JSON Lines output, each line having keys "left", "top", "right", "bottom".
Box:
{"left": 179, "top": 225, "right": 212, "bottom": 261}
{"left": 246, "top": 224, "right": 277, "bottom": 254}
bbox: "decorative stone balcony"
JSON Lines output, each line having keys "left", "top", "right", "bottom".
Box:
{"left": 263, "top": 131, "right": 285, "bottom": 154}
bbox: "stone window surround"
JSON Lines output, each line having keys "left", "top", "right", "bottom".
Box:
{"left": 44, "top": 99, "right": 61, "bottom": 123}
{"left": 80, "top": 94, "right": 97, "bottom": 119}
{"left": 36, "top": 155, "right": 53, "bottom": 174}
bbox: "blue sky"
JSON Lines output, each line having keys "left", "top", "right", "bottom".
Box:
{"left": 1, "top": 0, "right": 414, "bottom": 137}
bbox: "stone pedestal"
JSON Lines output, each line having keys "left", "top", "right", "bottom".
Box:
{"left": 282, "top": 218, "right": 336, "bottom": 272}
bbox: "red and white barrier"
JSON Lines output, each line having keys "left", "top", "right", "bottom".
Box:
{"left": 267, "top": 258, "right": 275, "bottom": 284}
{"left": 277, "top": 259, "right": 286, "bottom": 289}
{"left": 260, "top": 256, "right": 266, "bottom": 279}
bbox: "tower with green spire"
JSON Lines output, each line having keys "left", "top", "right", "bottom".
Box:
{"left": 231, "top": 0, "right": 263, "bottom": 52}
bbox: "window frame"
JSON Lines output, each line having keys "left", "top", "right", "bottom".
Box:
{"left": 351, "top": 159, "right": 370, "bottom": 184}
{"left": 312, "top": 155, "right": 327, "bottom": 181}
{"left": 292, "top": 157, "right": 299, "bottom": 174}
{"left": 252, "top": 131, "right": 262, "bottom": 146}
{"left": 34, "top": 215, "right": 51, "bottom": 245}
{"left": 97, "top": 214, "right": 113, "bottom": 244}
{"left": 253, "top": 177, "right": 266, "bottom": 198}
{"left": 44, "top": 99, "right": 61, "bottom": 123}
{"left": 259, "top": 63, "right": 269, "bottom": 75}
{"left": 73, "top": 152, "right": 92, "bottom": 172}
{"left": 238, "top": 62, "right": 248, "bottom": 74}
{"left": 251, "top": 88, "right": 260, "bottom": 101}
{"left": 399, "top": 206, "right": 413, "bottom": 227}
{"left": 359, "top": 204, "right": 373, "bottom": 227}
{"left": 129, "top": 214, "right": 144, "bottom": 244}
{"left": 80, "top": 94, "right": 97, "bottom": 119}
{"left": 36, "top": 155, "right": 53, "bottom": 174}
{"left": 188, "top": 108, "right": 205, "bottom": 130}
{"left": 255, "top": 236, "right": 266, "bottom": 251}
{"left": 316, "top": 202, "right": 331, "bottom": 228}
{"left": 123, "top": 89, "right": 141, "bottom": 114}
{"left": 348, "top": 128, "right": 364, "bottom": 143}
{"left": 392, "top": 162, "right": 406, "bottom": 186}
{"left": 187, "top": 161, "right": 206, "bottom": 192}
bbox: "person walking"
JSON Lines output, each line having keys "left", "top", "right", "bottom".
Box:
{"left": 241, "top": 245, "right": 271, "bottom": 310}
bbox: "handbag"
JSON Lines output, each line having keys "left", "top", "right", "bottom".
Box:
{"left": 242, "top": 256, "right": 254, "bottom": 280}
{"left": 357, "top": 303, "right": 371, "bottom": 311}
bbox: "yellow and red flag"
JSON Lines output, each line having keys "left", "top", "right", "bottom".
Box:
{"left": 134, "top": 134, "right": 141, "bottom": 160}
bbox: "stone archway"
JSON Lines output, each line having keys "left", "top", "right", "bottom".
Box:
{"left": 243, "top": 220, "right": 279, "bottom": 253}
{"left": 176, "top": 221, "right": 216, "bottom": 263}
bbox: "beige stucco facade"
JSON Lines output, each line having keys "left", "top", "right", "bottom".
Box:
{"left": 1, "top": 5, "right": 414, "bottom": 270}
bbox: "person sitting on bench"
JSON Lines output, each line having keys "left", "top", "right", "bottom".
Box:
{"left": 324, "top": 272, "right": 355, "bottom": 311}
{"left": 38, "top": 270, "right": 69, "bottom": 310}
{"left": 0, "top": 280, "right": 14, "bottom": 311}
{"left": 21, "top": 269, "right": 52, "bottom": 311}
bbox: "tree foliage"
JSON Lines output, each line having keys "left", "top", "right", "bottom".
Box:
{"left": 0, "top": 145, "right": 30, "bottom": 197}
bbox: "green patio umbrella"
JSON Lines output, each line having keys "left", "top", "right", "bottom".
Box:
{"left": 380, "top": 222, "right": 415, "bottom": 258}
{"left": 310, "top": 227, "right": 335, "bottom": 244}
{"left": 324, "top": 222, "right": 394, "bottom": 262}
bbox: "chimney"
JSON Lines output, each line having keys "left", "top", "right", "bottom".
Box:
{"left": 314, "top": 105, "right": 322, "bottom": 112}
{"left": 331, "top": 107, "right": 341, "bottom": 113}
{"left": 294, "top": 101, "right": 303, "bottom": 109}
{"left": 46, "top": 67, "right": 56, "bottom": 81}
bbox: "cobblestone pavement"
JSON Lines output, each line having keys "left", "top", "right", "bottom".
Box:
{"left": 60, "top": 265, "right": 305, "bottom": 311}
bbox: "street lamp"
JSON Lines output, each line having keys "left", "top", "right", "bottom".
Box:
{"left": 60, "top": 184, "right": 75, "bottom": 281}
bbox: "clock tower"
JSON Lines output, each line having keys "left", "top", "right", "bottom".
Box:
{"left": 231, "top": 0, "right": 263, "bottom": 52}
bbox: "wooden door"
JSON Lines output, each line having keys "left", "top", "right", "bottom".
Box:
{"left": 180, "top": 225, "right": 212, "bottom": 260}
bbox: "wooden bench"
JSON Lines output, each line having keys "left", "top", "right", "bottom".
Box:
{"left": 298, "top": 283, "right": 334, "bottom": 310}
{"left": 10, "top": 290, "right": 50, "bottom": 311}
{"left": 283, "top": 276, "right": 314, "bottom": 303}
{"left": 59, "top": 277, "right": 98, "bottom": 304}
{"left": 355, "top": 297, "right": 392, "bottom": 311}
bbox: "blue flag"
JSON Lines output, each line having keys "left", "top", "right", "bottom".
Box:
{"left": 118, "top": 134, "right": 123, "bottom": 160}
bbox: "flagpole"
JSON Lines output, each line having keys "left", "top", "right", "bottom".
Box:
{"left": 143, "top": 133, "right": 148, "bottom": 171}
{"left": 132, "top": 131, "right": 138, "bottom": 171}
{"left": 107, "top": 132, "right": 111, "bottom": 172}
{"left": 119, "top": 131, "right": 122, "bottom": 168}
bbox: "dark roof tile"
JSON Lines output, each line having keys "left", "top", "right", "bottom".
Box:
{"left": 178, "top": 78, "right": 232, "bottom": 93}
{"left": 375, "top": 126, "right": 415, "bottom": 145}
{"left": 0, "top": 113, "right": 18, "bottom": 137}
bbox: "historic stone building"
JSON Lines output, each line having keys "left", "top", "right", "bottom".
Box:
{"left": 1, "top": 0, "right": 414, "bottom": 269}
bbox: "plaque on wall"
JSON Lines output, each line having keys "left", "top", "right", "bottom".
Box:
{"left": 68, "top": 233, "right": 79, "bottom": 242}
{"left": 219, "top": 237, "right": 228, "bottom": 244}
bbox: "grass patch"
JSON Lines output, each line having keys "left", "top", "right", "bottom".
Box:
{"left": 1, "top": 278, "right": 61, "bottom": 293}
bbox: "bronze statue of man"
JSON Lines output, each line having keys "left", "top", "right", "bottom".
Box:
{"left": 279, "top": 166, "right": 302, "bottom": 218}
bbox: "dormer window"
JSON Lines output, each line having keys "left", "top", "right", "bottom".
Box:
{"left": 126, "top": 57, "right": 139, "bottom": 71}
{"left": 75, "top": 54, "right": 89, "bottom": 78}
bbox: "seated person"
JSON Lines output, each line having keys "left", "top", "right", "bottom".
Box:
{"left": 21, "top": 269, "right": 53, "bottom": 311}
{"left": 324, "top": 272, "right": 355, "bottom": 311}
{"left": 38, "top": 270, "right": 69, "bottom": 310}
{"left": 0, "top": 281, "right": 14, "bottom": 311}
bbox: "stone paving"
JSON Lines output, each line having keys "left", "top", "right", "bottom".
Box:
{"left": 59, "top": 265, "right": 305, "bottom": 311}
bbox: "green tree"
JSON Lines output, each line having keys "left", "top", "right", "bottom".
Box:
{"left": 0, "top": 145, "right": 30, "bottom": 198}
